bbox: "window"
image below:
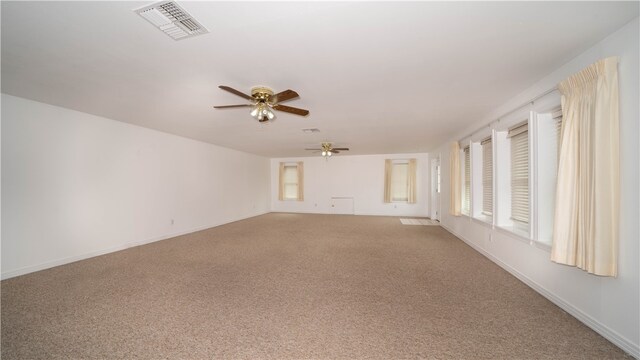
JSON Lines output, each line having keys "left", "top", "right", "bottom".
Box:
{"left": 462, "top": 146, "right": 471, "bottom": 215}
{"left": 509, "top": 123, "right": 529, "bottom": 226}
{"left": 278, "top": 162, "right": 303, "bottom": 201}
{"left": 283, "top": 165, "right": 298, "bottom": 200}
{"left": 534, "top": 108, "right": 563, "bottom": 246}
{"left": 553, "top": 109, "right": 563, "bottom": 163}
{"left": 436, "top": 165, "right": 441, "bottom": 193}
{"left": 391, "top": 162, "right": 409, "bottom": 201}
{"left": 384, "top": 159, "right": 417, "bottom": 203}
{"left": 481, "top": 137, "right": 493, "bottom": 216}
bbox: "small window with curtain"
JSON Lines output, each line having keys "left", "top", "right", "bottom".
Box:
{"left": 278, "top": 162, "right": 304, "bottom": 201}
{"left": 384, "top": 159, "right": 417, "bottom": 203}
{"left": 509, "top": 123, "right": 529, "bottom": 228}
{"left": 462, "top": 146, "right": 471, "bottom": 215}
{"left": 481, "top": 137, "right": 493, "bottom": 216}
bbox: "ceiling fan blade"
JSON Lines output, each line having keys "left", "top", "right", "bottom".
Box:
{"left": 332, "top": 150, "right": 340, "bottom": 154}
{"left": 213, "top": 104, "right": 253, "bottom": 108}
{"left": 272, "top": 104, "right": 309, "bottom": 116}
{"left": 332, "top": 148, "right": 350, "bottom": 151}
{"left": 218, "top": 85, "right": 254, "bottom": 101}
{"left": 304, "top": 148, "right": 322, "bottom": 151}
{"left": 273, "top": 89, "right": 299, "bottom": 104}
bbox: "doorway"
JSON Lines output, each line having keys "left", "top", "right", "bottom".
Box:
{"left": 431, "top": 156, "right": 441, "bottom": 221}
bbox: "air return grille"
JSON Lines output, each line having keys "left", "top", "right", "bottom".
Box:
{"left": 134, "top": 1, "right": 208, "bottom": 40}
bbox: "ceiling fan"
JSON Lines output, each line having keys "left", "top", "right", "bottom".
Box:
{"left": 214, "top": 85, "right": 310, "bottom": 122}
{"left": 305, "top": 142, "right": 350, "bottom": 157}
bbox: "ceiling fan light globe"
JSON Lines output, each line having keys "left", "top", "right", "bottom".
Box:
{"left": 267, "top": 109, "right": 275, "bottom": 120}
{"left": 322, "top": 151, "right": 327, "bottom": 156}
{"left": 328, "top": 151, "right": 332, "bottom": 157}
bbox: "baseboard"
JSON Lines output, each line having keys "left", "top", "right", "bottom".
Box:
{"left": 440, "top": 223, "right": 640, "bottom": 359}
{"left": 270, "top": 210, "right": 430, "bottom": 217}
{"left": 1, "top": 210, "right": 269, "bottom": 281}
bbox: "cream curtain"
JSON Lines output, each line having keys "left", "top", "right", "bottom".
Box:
{"left": 296, "top": 161, "right": 304, "bottom": 201}
{"left": 384, "top": 159, "right": 392, "bottom": 203}
{"left": 449, "top": 142, "right": 461, "bottom": 216}
{"left": 278, "top": 162, "right": 285, "bottom": 201}
{"left": 407, "top": 159, "right": 417, "bottom": 203}
{"left": 551, "top": 57, "right": 619, "bottom": 277}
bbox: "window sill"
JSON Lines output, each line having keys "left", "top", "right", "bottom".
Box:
{"left": 495, "top": 225, "right": 531, "bottom": 244}
{"left": 472, "top": 216, "right": 493, "bottom": 228}
{"left": 533, "top": 240, "right": 552, "bottom": 252}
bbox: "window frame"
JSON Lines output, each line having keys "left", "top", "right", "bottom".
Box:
{"left": 481, "top": 136, "right": 493, "bottom": 218}
{"left": 494, "top": 108, "right": 533, "bottom": 241}
{"left": 469, "top": 93, "right": 562, "bottom": 249}
{"left": 282, "top": 163, "right": 300, "bottom": 201}
{"left": 509, "top": 122, "right": 530, "bottom": 230}
{"left": 531, "top": 106, "right": 563, "bottom": 248}
{"left": 462, "top": 146, "right": 471, "bottom": 215}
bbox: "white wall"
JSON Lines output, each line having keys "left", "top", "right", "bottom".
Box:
{"left": 435, "top": 18, "right": 639, "bottom": 357}
{"left": 270, "top": 153, "right": 429, "bottom": 217}
{"left": 1, "top": 94, "right": 271, "bottom": 279}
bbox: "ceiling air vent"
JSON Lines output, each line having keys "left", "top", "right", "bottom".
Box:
{"left": 134, "top": 1, "right": 208, "bottom": 41}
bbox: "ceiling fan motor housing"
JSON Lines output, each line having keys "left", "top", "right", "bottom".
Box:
{"left": 251, "top": 86, "right": 274, "bottom": 103}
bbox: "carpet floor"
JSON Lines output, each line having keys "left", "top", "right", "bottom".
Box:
{"left": 1, "top": 213, "right": 629, "bottom": 359}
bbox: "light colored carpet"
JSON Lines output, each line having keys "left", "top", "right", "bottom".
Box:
{"left": 400, "top": 218, "right": 440, "bottom": 225}
{"left": 1, "top": 213, "right": 629, "bottom": 359}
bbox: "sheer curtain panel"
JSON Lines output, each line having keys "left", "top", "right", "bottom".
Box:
{"left": 551, "top": 57, "right": 619, "bottom": 277}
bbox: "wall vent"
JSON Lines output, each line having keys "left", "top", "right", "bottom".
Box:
{"left": 134, "top": 1, "right": 208, "bottom": 40}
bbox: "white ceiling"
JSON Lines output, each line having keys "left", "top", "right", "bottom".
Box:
{"left": 2, "top": 1, "right": 638, "bottom": 157}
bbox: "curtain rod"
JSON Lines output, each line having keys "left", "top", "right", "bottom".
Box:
{"left": 458, "top": 86, "right": 559, "bottom": 143}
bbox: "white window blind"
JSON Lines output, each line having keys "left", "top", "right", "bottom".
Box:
{"left": 481, "top": 138, "right": 493, "bottom": 216}
{"left": 553, "top": 109, "right": 563, "bottom": 163}
{"left": 463, "top": 146, "right": 470, "bottom": 214}
{"left": 509, "top": 123, "right": 529, "bottom": 224}
{"left": 283, "top": 165, "right": 299, "bottom": 200}
{"left": 391, "top": 163, "right": 409, "bottom": 201}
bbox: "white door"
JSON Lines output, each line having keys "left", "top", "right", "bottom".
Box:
{"left": 431, "top": 157, "right": 441, "bottom": 221}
